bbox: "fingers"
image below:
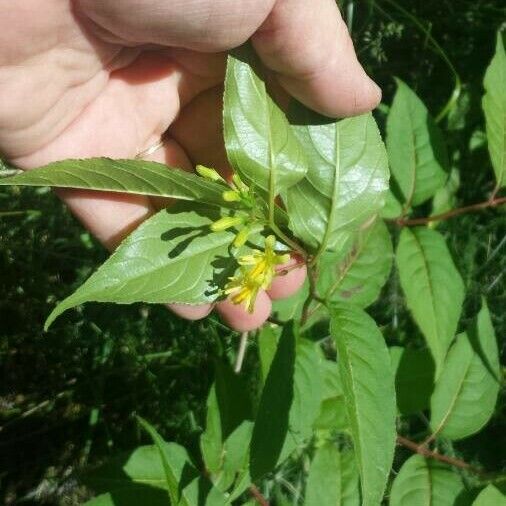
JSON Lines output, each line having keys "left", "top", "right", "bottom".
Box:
{"left": 267, "top": 257, "right": 307, "bottom": 300}
{"left": 217, "top": 290, "right": 272, "bottom": 332}
{"left": 252, "top": 0, "right": 381, "bottom": 117}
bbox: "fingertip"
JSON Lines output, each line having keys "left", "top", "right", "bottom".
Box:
{"left": 267, "top": 258, "right": 307, "bottom": 300}
{"left": 216, "top": 290, "right": 272, "bottom": 332}
{"left": 169, "top": 303, "right": 213, "bottom": 320}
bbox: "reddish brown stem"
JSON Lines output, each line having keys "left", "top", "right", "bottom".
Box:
{"left": 250, "top": 484, "right": 270, "bottom": 506}
{"left": 394, "top": 197, "right": 506, "bottom": 227}
{"left": 397, "top": 435, "right": 484, "bottom": 475}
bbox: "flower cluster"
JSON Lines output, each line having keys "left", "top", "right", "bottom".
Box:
{"left": 197, "top": 165, "right": 256, "bottom": 248}
{"left": 196, "top": 165, "right": 290, "bottom": 312}
{"left": 224, "top": 235, "right": 290, "bottom": 313}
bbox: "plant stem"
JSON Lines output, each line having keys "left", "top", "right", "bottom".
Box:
{"left": 393, "top": 196, "right": 506, "bottom": 227}
{"left": 396, "top": 435, "right": 484, "bottom": 475}
{"left": 250, "top": 484, "right": 270, "bottom": 506}
{"left": 234, "top": 332, "right": 249, "bottom": 373}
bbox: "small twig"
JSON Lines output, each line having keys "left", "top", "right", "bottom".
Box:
{"left": 393, "top": 197, "right": 506, "bottom": 227}
{"left": 234, "top": 332, "right": 249, "bottom": 373}
{"left": 250, "top": 484, "right": 270, "bottom": 506}
{"left": 301, "top": 263, "right": 320, "bottom": 325}
{"left": 396, "top": 435, "right": 484, "bottom": 475}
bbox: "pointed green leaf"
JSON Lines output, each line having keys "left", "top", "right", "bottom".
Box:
{"left": 250, "top": 325, "right": 324, "bottom": 480}
{"left": 305, "top": 445, "right": 360, "bottom": 506}
{"left": 318, "top": 220, "right": 393, "bottom": 308}
{"left": 389, "top": 347, "right": 435, "bottom": 416}
{"left": 330, "top": 303, "right": 396, "bottom": 506}
{"left": 389, "top": 455, "right": 465, "bottom": 506}
{"left": 286, "top": 112, "right": 389, "bottom": 251}
{"left": 483, "top": 31, "right": 506, "bottom": 188}
{"left": 396, "top": 227, "right": 465, "bottom": 376}
{"left": 473, "top": 485, "right": 506, "bottom": 506}
{"left": 0, "top": 158, "right": 230, "bottom": 208}
{"left": 223, "top": 48, "right": 307, "bottom": 194}
{"left": 387, "top": 79, "right": 448, "bottom": 206}
{"left": 45, "top": 204, "right": 236, "bottom": 329}
{"left": 430, "top": 300, "right": 501, "bottom": 440}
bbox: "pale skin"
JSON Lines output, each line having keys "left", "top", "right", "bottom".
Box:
{"left": 0, "top": 0, "right": 381, "bottom": 331}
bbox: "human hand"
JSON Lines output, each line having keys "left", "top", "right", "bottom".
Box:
{"left": 0, "top": 0, "right": 380, "bottom": 331}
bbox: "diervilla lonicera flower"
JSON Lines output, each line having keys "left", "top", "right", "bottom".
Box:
{"left": 225, "top": 235, "right": 291, "bottom": 313}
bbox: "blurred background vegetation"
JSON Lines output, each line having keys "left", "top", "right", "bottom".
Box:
{"left": 1, "top": 0, "right": 505, "bottom": 503}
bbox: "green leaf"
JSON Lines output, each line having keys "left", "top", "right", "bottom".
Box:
{"left": 84, "top": 487, "right": 170, "bottom": 506}
{"left": 250, "top": 325, "right": 323, "bottom": 480}
{"left": 483, "top": 31, "right": 506, "bottom": 188}
{"left": 137, "top": 417, "right": 184, "bottom": 505}
{"left": 0, "top": 158, "right": 229, "bottom": 208}
{"left": 430, "top": 168, "right": 460, "bottom": 220}
{"left": 396, "top": 227, "right": 465, "bottom": 377}
{"left": 285, "top": 112, "right": 389, "bottom": 251}
{"left": 473, "top": 485, "right": 506, "bottom": 506}
{"left": 330, "top": 303, "right": 396, "bottom": 506}
{"left": 45, "top": 204, "right": 236, "bottom": 329}
{"left": 387, "top": 79, "right": 448, "bottom": 207}
{"left": 381, "top": 190, "right": 404, "bottom": 219}
{"left": 389, "top": 347, "right": 435, "bottom": 416}
{"left": 389, "top": 455, "right": 465, "bottom": 506}
{"left": 430, "top": 300, "right": 501, "bottom": 440}
{"left": 84, "top": 441, "right": 227, "bottom": 506}
{"left": 305, "top": 445, "right": 360, "bottom": 506}
{"left": 223, "top": 48, "right": 307, "bottom": 194}
{"left": 200, "top": 360, "right": 253, "bottom": 493}
{"left": 313, "top": 359, "right": 348, "bottom": 432}
{"left": 318, "top": 220, "right": 393, "bottom": 308}
{"left": 257, "top": 325, "right": 281, "bottom": 385}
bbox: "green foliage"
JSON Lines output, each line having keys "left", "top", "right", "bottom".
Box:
{"left": 330, "top": 303, "right": 396, "bottom": 506}
{"left": 286, "top": 110, "right": 389, "bottom": 252}
{"left": 472, "top": 485, "right": 506, "bottom": 506}
{"left": 396, "top": 226, "right": 465, "bottom": 376}
{"left": 430, "top": 300, "right": 500, "bottom": 440}
{"left": 386, "top": 79, "right": 448, "bottom": 207}
{"left": 389, "top": 455, "right": 465, "bottom": 506}
{"left": 0, "top": 158, "right": 229, "bottom": 208}
{"left": 223, "top": 48, "right": 307, "bottom": 195}
{"left": 318, "top": 219, "right": 393, "bottom": 307}
{"left": 483, "top": 31, "right": 506, "bottom": 188}
{"left": 2, "top": 17, "right": 506, "bottom": 506}
{"left": 44, "top": 203, "right": 236, "bottom": 329}
{"left": 305, "top": 444, "right": 360, "bottom": 506}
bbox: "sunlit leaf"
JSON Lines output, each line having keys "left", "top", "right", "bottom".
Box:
{"left": 483, "top": 31, "right": 506, "bottom": 188}
{"left": 473, "top": 485, "right": 506, "bottom": 506}
{"left": 318, "top": 220, "right": 393, "bottom": 308}
{"left": 45, "top": 204, "right": 236, "bottom": 329}
{"left": 396, "top": 227, "right": 465, "bottom": 376}
{"left": 389, "top": 455, "right": 464, "bottom": 506}
{"left": 223, "top": 48, "right": 307, "bottom": 195}
{"left": 330, "top": 303, "right": 396, "bottom": 506}
{"left": 285, "top": 109, "right": 389, "bottom": 251}
{"left": 430, "top": 300, "right": 501, "bottom": 440}
{"left": 387, "top": 79, "right": 448, "bottom": 207}
{"left": 0, "top": 158, "right": 229, "bottom": 208}
{"left": 305, "top": 444, "right": 360, "bottom": 506}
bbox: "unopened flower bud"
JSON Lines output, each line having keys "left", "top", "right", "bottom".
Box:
{"left": 196, "top": 165, "right": 225, "bottom": 182}
{"left": 210, "top": 215, "right": 243, "bottom": 232}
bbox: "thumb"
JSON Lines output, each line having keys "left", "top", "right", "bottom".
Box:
{"left": 252, "top": 0, "right": 381, "bottom": 117}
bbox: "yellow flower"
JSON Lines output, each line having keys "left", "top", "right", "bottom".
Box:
{"left": 224, "top": 269, "right": 261, "bottom": 313}
{"left": 224, "top": 235, "right": 291, "bottom": 313}
{"left": 238, "top": 235, "right": 290, "bottom": 289}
